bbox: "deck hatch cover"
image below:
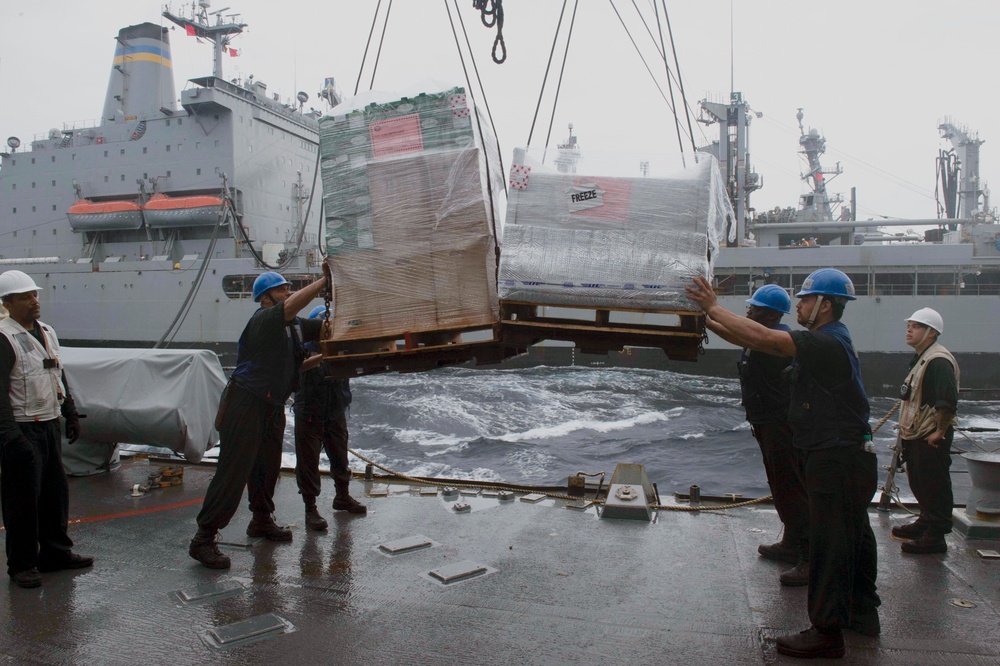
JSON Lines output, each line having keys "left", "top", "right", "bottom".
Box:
{"left": 428, "top": 560, "right": 488, "bottom": 584}
{"left": 202, "top": 612, "right": 294, "bottom": 649}
{"left": 174, "top": 579, "right": 245, "bottom": 604}
{"left": 379, "top": 535, "right": 434, "bottom": 554}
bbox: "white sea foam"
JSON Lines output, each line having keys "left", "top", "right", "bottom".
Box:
{"left": 494, "top": 408, "right": 680, "bottom": 442}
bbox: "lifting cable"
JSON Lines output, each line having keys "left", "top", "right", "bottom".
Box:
{"left": 660, "top": 1, "right": 699, "bottom": 155}
{"left": 526, "top": 0, "right": 570, "bottom": 148}
{"left": 472, "top": 0, "right": 506, "bottom": 64}
{"left": 153, "top": 182, "right": 227, "bottom": 348}
{"left": 608, "top": 1, "right": 678, "bottom": 121}
{"left": 444, "top": 0, "right": 504, "bottom": 273}
{"left": 355, "top": 0, "right": 387, "bottom": 95}
{"left": 652, "top": 1, "right": 685, "bottom": 162}
{"left": 625, "top": 0, "right": 704, "bottom": 145}
{"left": 541, "top": 0, "right": 580, "bottom": 155}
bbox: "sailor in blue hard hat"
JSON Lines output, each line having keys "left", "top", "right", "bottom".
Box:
{"left": 189, "top": 264, "right": 333, "bottom": 570}
{"left": 687, "top": 268, "right": 877, "bottom": 659}
{"left": 292, "top": 304, "right": 365, "bottom": 532}
{"left": 706, "top": 284, "right": 809, "bottom": 582}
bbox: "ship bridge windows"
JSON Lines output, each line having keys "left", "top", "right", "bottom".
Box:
{"left": 222, "top": 274, "right": 317, "bottom": 300}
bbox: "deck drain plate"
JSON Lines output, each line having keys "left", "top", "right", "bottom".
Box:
{"left": 201, "top": 612, "right": 294, "bottom": 650}
{"left": 173, "top": 579, "right": 245, "bottom": 605}
{"left": 378, "top": 535, "right": 435, "bottom": 555}
{"left": 949, "top": 598, "right": 977, "bottom": 608}
{"left": 426, "top": 560, "right": 495, "bottom": 585}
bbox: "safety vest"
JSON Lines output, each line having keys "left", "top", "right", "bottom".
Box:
{"left": 738, "top": 323, "right": 792, "bottom": 424}
{"left": 0, "top": 317, "right": 65, "bottom": 422}
{"left": 897, "top": 342, "right": 960, "bottom": 440}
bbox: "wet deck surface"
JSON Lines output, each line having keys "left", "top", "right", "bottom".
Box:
{"left": 2, "top": 457, "right": 998, "bottom": 665}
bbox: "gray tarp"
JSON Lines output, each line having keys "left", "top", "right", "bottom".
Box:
{"left": 60, "top": 348, "right": 226, "bottom": 464}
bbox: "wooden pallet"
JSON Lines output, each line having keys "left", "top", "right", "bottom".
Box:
{"left": 319, "top": 324, "right": 522, "bottom": 378}
{"left": 498, "top": 300, "right": 705, "bottom": 362}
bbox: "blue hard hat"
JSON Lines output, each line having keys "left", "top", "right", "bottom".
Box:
{"left": 252, "top": 272, "right": 290, "bottom": 302}
{"left": 308, "top": 305, "right": 328, "bottom": 320}
{"left": 795, "top": 268, "right": 856, "bottom": 301}
{"left": 746, "top": 284, "right": 791, "bottom": 314}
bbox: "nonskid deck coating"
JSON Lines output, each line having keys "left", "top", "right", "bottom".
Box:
{"left": 0, "top": 458, "right": 997, "bottom": 665}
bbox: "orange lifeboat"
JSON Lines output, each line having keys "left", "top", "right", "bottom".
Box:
{"left": 67, "top": 199, "right": 143, "bottom": 231}
{"left": 143, "top": 193, "right": 225, "bottom": 228}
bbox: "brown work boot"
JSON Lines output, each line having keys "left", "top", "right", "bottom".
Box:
{"left": 305, "top": 506, "right": 328, "bottom": 531}
{"left": 332, "top": 493, "right": 367, "bottom": 515}
{"left": 758, "top": 539, "right": 801, "bottom": 565}
{"left": 901, "top": 532, "right": 947, "bottom": 554}
{"left": 10, "top": 568, "right": 42, "bottom": 589}
{"left": 189, "top": 529, "right": 231, "bottom": 570}
{"left": 891, "top": 520, "right": 928, "bottom": 539}
{"left": 779, "top": 560, "right": 810, "bottom": 587}
{"left": 246, "top": 513, "right": 293, "bottom": 541}
{"left": 776, "top": 626, "right": 845, "bottom": 659}
{"left": 37, "top": 551, "right": 94, "bottom": 573}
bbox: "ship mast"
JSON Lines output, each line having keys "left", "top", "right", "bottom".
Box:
{"left": 698, "top": 92, "right": 762, "bottom": 246}
{"left": 795, "top": 109, "right": 843, "bottom": 222}
{"left": 162, "top": 1, "right": 246, "bottom": 80}
{"left": 938, "top": 118, "right": 991, "bottom": 221}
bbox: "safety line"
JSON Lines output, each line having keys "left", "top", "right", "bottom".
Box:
{"left": 67, "top": 498, "right": 205, "bottom": 525}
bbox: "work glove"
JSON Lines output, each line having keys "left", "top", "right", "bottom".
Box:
{"left": 65, "top": 413, "right": 86, "bottom": 444}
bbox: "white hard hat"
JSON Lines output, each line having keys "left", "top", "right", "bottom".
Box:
{"left": 0, "top": 270, "right": 41, "bottom": 299}
{"left": 905, "top": 307, "right": 944, "bottom": 335}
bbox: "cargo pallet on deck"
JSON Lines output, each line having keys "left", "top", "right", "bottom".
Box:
{"left": 498, "top": 300, "right": 705, "bottom": 362}
{"left": 319, "top": 324, "right": 520, "bottom": 378}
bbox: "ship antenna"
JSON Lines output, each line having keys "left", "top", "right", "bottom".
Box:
{"left": 163, "top": 1, "right": 246, "bottom": 80}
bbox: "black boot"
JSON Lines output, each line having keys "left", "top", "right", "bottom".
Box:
{"left": 776, "top": 626, "right": 845, "bottom": 659}
{"left": 901, "top": 532, "right": 947, "bottom": 554}
{"left": 189, "top": 527, "right": 231, "bottom": 569}
{"left": 779, "top": 559, "right": 810, "bottom": 587}
{"left": 305, "top": 505, "right": 328, "bottom": 531}
{"left": 891, "top": 519, "right": 928, "bottom": 539}
{"left": 333, "top": 489, "right": 367, "bottom": 515}
{"left": 246, "top": 513, "right": 293, "bottom": 541}
{"left": 758, "top": 539, "right": 802, "bottom": 565}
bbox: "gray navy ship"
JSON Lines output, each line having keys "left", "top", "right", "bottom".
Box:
{"left": 0, "top": 1, "right": 331, "bottom": 361}
{"left": 2, "top": 4, "right": 999, "bottom": 390}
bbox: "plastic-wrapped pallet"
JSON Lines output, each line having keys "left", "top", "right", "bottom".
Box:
{"left": 499, "top": 148, "right": 731, "bottom": 311}
{"left": 319, "top": 81, "right": 503, "bottom": 340}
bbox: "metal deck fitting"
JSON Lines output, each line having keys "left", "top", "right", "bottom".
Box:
{"left": 600, "top": 463, "right": 656, "bottom": 521}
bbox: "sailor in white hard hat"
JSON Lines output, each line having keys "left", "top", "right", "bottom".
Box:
{"left": 0, "top": 270, "right": 93, "bottom": 588}
{"left": 892, "top": 308, "right": 960, "bottom": 554}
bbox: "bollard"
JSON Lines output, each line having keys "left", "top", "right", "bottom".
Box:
{"left": 689, "top": 484, "right": 701, "bottom": 507}
{"left": 364, "top": 463, "right": 373, "bottom": 481}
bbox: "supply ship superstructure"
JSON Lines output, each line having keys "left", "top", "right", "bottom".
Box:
{"left": 696, "top": 94, "right": 1000, "bottom": 390}
{"left": 0, "top": 2, "right": 329, "bottom": 357}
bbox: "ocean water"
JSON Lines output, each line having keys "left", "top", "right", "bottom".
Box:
{"left": 258, "top": 365, "right": 1000, "bottom": 502}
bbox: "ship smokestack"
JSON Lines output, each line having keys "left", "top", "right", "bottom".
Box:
{"left": 102, "top": 23, "right": 176, "bottom": 125}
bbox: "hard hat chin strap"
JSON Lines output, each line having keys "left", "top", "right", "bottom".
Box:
{"left": 918, "top": 327, "right": 931, "bottom": 347}
{"left": 807, "top": 295, "right": 824, "bottom": 328}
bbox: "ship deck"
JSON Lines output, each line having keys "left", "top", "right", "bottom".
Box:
{"left": 2, "top": 457, "right": 998, "bottom": 665}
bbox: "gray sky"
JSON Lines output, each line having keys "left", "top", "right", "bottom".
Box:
{"left": 2, "top": 0, "right": 997, "bottom": 223}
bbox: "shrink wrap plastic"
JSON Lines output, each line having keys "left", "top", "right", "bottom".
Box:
{"left": 319, "top": 82, "right": 503, "bottom": 340}
{"left": 499, "top": 148, "right": 731, "bottom": 311}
